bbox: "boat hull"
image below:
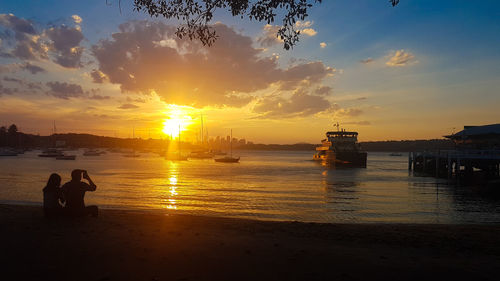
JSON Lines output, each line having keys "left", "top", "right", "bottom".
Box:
{"left": 56, "top": 155, "right": 76, "bottom": 160}
{"left": 214, "top": 157, "right": 240, "bottom": 163}
{"left": 313, "top": 151, "right": 367, "bottom": 167}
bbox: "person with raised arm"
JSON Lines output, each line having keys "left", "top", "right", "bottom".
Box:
{"left": 62, "top": 169, "right": 98, "bottom": 217}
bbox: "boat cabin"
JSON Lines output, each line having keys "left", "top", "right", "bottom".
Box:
{"left": 317, "top": 130, "right": 361, "bottom": 152}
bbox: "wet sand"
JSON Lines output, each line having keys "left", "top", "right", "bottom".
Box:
{"left": 1, "top": 204, "right": 499, "bottom": 281}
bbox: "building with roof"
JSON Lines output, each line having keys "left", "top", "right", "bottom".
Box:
{"left": 445, "top": 124, "right": 500, "bottom": 149}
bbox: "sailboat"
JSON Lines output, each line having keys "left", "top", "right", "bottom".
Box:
{"left": 214, "top": 129, "right": 240, "bottom": 163}
{"left": 40, "top": 121, "right": 76, "bottom": 160}
{"left": 165, "top": 124, "right": 188, "bottom": 161}
{"left": 189, "top": 114, "right": 214, "bottom": 159}
{"left": 123, "top": 127, "right": 140, "bottom": 158}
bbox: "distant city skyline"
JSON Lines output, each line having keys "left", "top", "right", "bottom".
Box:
{"left": 0, "top": 1, "right": 499, "bottom": 143}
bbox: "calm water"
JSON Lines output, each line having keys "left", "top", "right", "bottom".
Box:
{"left": 1, "top": 150, "right": 499, "bottom": 223}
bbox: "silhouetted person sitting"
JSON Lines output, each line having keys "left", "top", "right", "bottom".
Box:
{"left": 43, "top": 173, "right": 64, "bottom": 218}
{"left": 62, "top": 169, "right": 98, "bottom": 217}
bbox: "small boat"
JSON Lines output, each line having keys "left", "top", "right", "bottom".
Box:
{"left": 214, "top": 156, "right": 240, "bottom": 163}
{"left": 210, "top": 149, "right": 227, "bottom": 156}
{"left": 83, "top": 149, "right": 105, "bottom": 156}
{"left": 38, "top": 148, "right": 64, "bottom": 158}
{"left": 123, "top": 152, "right": 140, "bottom": 158}
{"left": 214, "top": 129, "right": 239, "bottom": 163}
{"left": 56, "top": 155, "right": 76, "bottom": 160}
{"left": 189, "top": 150, "right": 214, "bottom": 159}
{"left": 389, "top": 153, "right": 403, "bottom": 156}
{"left": 0, "top": 148, "right": 18, "bottom": 156}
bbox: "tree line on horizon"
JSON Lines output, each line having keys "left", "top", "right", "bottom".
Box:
{"left": 1, "top": 124, "right": 453, "bottom": 152}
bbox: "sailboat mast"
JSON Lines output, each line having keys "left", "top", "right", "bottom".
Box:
{"left": 200, "top": 114, "right": 204, "bottom": 144}
{"left": 230, "top": 129, "right": 232, "bottom": 157}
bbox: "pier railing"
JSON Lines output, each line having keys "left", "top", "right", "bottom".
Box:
{"left": 414, "top": 149, "right": 500, "bottom": 160}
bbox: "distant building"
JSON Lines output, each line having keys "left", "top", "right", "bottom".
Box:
{"left": 445, "top": 124, "right": 500, "bottom": 149}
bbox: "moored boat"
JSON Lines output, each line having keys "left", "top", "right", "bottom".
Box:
{"left": 83, "top": 149, "right": 105, "bottom": 156}
{"left": 0, "top": 148, "right": 18, "bottom": 156}
{"left": 38, "top": 148, "right": 64, "bottom": 158}
{"left": 313, "top": 128, "right": 367, "bottom": 167}
{"left": 56, "top": 155, "right": 76, "bottom": 160}
{"left": 214, "top": 156, "right": 240, "bottom": 163}
{"left": 189, "top": 150, "right": 214, "bottom": 159}
{"left": 214, "top": 129, "right": 239, "bottom": 163}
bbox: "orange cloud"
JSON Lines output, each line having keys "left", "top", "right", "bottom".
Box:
{"left": 92, "top": 21, "right": 334, "bottom": 108}
{"left": 386, "top": 50, "right": 417, "bottom": 66}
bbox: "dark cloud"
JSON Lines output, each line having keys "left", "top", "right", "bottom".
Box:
{"left": 360, "top": 58, "right": 374, "bottom": 64}
{"left": 313, "top": 85, "right": 333, "bottom": 96}
{"left": 0, "top": 52, "right": 14, "bottom": 58}
{"left": 90, "top": 69, "right": 107, "bottom": 83}
{"left": 46, "top": 26, "right": 84, "bottom": 68}
{"left": 92, "top": 21, "right": 334, "bottom": 108}
{"left": 21, "top": 62, "right": 46, "bottom": 74}
{"left": 277, "top": 61, "right": 334, "bottom": 91}
{"left": 3, "top": 76, "right": 22, "bottom": 83}
{"left": 344, "top": 121, "right": 371, "bottom": 125}
{"left": 253, "top": 89, "right": 332, "bottom": 118}
{"left": 12, "top": 42, "right": 37, "bottom": 59}
{"left": 2, "top": 76, "right": 43, "bottom": 92}
{"left": 0, "top": 14, "right": 36, "bottom": 40}
{"left": 88, "top": 94, "right": 111, "bottom": 100}
{"left": 118, "top": 103, "right": 139, "bottom": 109}
{"left": 126, "top": 96, "right": 147, "bottom": 103}
{"left": 45, "top": 81, "right": 84, "bottom": 99}
{"left": 0, "top": 82, "right": 19, "bottom": 95}
{"left": 0, "top": 14, "right": 47, "bottom": 60}
{"left": 25, "top": 81, "right": 43, "bottom": 91}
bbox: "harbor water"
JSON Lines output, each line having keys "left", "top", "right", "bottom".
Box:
{"left": 1, "top": 150, "right": 499, "bottom": 223}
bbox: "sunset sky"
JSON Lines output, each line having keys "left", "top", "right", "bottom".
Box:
{"left": 0, "top": 0, "right": 498, "bottom": 143}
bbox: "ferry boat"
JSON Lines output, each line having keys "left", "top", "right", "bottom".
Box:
{"left": 313, "top": 129, "right": 367, "bottom": 167}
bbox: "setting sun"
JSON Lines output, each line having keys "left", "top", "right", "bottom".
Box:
{"left": 162, "top": 105, "right": 193, "bottom": 138}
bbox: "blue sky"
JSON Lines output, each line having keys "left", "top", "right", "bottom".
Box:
{"left": 0, "top": 1, "right": 499, "bottom": 142}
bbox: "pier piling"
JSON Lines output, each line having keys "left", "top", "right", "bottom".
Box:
{"left": 408, "top": 149, "right": 500, "bottom": 182}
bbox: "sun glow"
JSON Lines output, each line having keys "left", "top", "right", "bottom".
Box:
{"left": 162, "top": 105, "right": 193, "bottom": 138}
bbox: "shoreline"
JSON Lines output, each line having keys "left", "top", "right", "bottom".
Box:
{"left": 3, "top": 201, "right": 500, "bottom": 225}
{"left": 2, "top": 204, "right": 500, "bottom": 281}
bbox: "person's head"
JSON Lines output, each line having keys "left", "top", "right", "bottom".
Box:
{"left": 46, "top": 173, "right": 61, "bottom": 188}
{"left": 71, "top": 169, "right": 83, "bottom": 182}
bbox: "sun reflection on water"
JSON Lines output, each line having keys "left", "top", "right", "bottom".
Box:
{"left": 165, "top": 162, "right": 178, "bottom": 210}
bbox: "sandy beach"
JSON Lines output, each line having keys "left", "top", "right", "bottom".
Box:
{"left": 1, "top": 204, "right": 499, "bottom": 281}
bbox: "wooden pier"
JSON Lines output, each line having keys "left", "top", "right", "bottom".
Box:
{"left": 409, "top": 150, "right": 500, "bottom": 180}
